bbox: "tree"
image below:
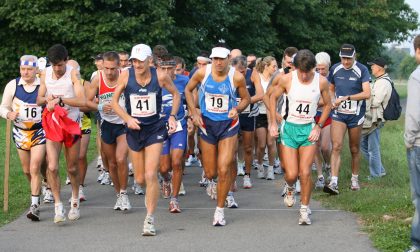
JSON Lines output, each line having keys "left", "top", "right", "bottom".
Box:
{"left": 399, "top": 54, "right": 417, "bottom": 79}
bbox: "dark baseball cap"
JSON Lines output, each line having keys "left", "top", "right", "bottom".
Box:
{"left": 367, "top": 57, "right": 387, "bottom": 68}
{"left": 339, "top": 44, "right": 356, "bottom": 58}
{"left": 91, "top": 54, "right": 103, "bottom": 60}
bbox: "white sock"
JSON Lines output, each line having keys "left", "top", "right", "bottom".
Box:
{"left": 331, "top": 176, "right": 338, "bottom": 185}
{"left": 301, "top": 204, "right": 308, "bottom": 209}
{"left": 31, "top": 196, "right": 39, "bottom": 206}
{"left": 352, "top": 174, "right": 358, "bottom": 179}
{"left": 216, "top": 207, "right": 224, "bottom": 214}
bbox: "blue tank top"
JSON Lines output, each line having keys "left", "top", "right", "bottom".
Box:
{"left": 161, "top": 74, "right": 188, "bottom": 125}
{"left": 14, "top": 77, "right": 43, "bottom": 129}
{"left": 236, "top": 68, "right": 257, "bottom": 116}
{"left": 124, "top": 67, "right": 162, "bottom": 125}
{"left": 198, "top": 65, "right": 237, "bottom": 121}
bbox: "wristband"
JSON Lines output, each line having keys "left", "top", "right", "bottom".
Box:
{"left": 347, "top": 96, "right": 351, "bottom": 101}
{"left": 170, "top": 114, "right": 177, "bottom": 120}
{"left": 317, "top": 123, "right": 323, "bottom": 128}
{"left": 58, "top": 97, "right": 65, "bottom": 107}
{"left": 98, "top": 103, "right": 104, "bottom": 111}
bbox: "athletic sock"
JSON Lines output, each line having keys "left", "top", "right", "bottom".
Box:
{"left": 331, "top": 176, "right": 338, "bottom": 185}
{"left": 216, "top": 207, "right": 224, "bottom": 214}
{"left": 301, "top": 204, "right": 308, "bottom": 209}
{"left": 170, "top": 196, "right": 178, "bottom": 202}
{"left": 31, "top": 195, "right": 39, "bottom": 206}
{"left": 351, "top": 174, "right": 358, "bottom": 179}
{"left": 317, "top": 175, "right": 324, "bottom": 179}
{"left": 120, "top": 190, "right": 127, "bottom": 195}
{"left": 244, "top": 173, "right": 250, "bottom": 176}
{"left": 227, "top": 191, "right": 233, "bottom": 197}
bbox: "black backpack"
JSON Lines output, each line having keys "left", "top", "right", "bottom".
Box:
{"left": 381, "top": 77, "right": 402, "bottom": 121}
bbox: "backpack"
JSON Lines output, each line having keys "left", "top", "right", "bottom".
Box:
{"left": 381, "top": 77, "right": 402, "bottom": 121}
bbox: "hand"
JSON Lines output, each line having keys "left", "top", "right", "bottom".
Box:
{"left": 276, "top": 113, "right": 283, "bottom": 124}
{"left": 126, "top": 117, "right": 141, "bottom": 130}
{"left": 46, "top": 94, "right": 56, "bottom": 102}
{"left": 268, "top": 122, "right": 279, "bottom": 138}
{"left": 103, "top": 103, "right": 113, "bottom": 114}
{"left": 187, "top": 117, "right": 195, "bottom": 133}
{"left": 167, "top": 116, "right": 177, "bottom": 134}
{"left": 308, "top": 124, "right": 321, "bottom": 142}
{"left": 192, "top": 114, "right": 204, "bottom": 129}
{"left": 47, "top": 98, "right": 59, "bottom": 111}
{"left": 228, "top": 107, "right": 239, "bottom": 120}
{"left": 6, "top": 111, "right": 19, "bottom": 120}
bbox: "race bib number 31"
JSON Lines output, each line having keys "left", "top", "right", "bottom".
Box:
{"left": 337, "top": 96, "right": 358, "bottom": 114}
{"left": 130, "top": 93, "right": 157, "bottom": 117}
{"left": 205, "top": 93, "right": 229, "bottom": 114}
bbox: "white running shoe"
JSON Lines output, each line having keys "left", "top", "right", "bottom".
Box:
{"left": 266, "top": 166, "right": 275, "bottom": 180}
{"left": 54, "top": 202, "right": 66, "bottom": 223}
{"left": 295, "top": 179, "right": 301, "bottom": 194}
{"left": 243, "top": 175, "right": 252, "bottom": 189}
{"left": 132, "top": 183, "right": 145, "bottom": 195}
{"left": 27, "top": 204, "right": 40, "bottom": 221}
{"left": 114, "top": 194, "right": 122, "bottom": 210}
{"left": 185, "top": 155, "right": 196, "bottom": 166}
{"left": 97, "top": 169, "right": 105, "bottom": 182}
{"left": 263, "top": 153, "right": 269, "bottom": 161}
{"left": 79, "top": 185, "right": 86, "bottom": 202}
{"left": 315, "top": 176, "right": 325, "bottom": 189}
{"left": 257, "top": 165, "right": 265, "bottom": 179}
{"left": 68, "top": 199, "right": 80, "bottom": 221}
{"left": 281, "top": 182, "right": 287, "bottom": 197}
{"left": 284, "top": 186, "right": 296, "bottom": 207}
{"left": 206, "top": 181, "right": 213, "bottom": 197}
{"left": 128, "top": 162, "right": 134, "bottom": 176}
{"left": 252, "top": 159, "right": 258, "bottom": 170}
{"left": 211, "top": 181, "right": 217, "bottom": 200}
{"left": 65, "top": 176, "right": 71, "bottom": 185}
{"left": 225, "top": 195, "right": 238, "bottom": 208}
{"left": 120, "top": 193, "right": 131, "bottom": 211}
{"left": 237, "top": 162, "right": 245, "bottom": 176}
{"left": 161, "top": 180, "right": 171, "bottom": 199}
{"left": 43, "top": 188, "right": 54, "bottom": 203}
{"left": 273, "top": 162, "right": 282, "bottom": 174}
{"left": 179, "top": 182, "right": 186, "bottom": 196}
{"left": 101, "top": 172, "right": 111, "bottom": 185}
{"left": 142, "top": 215, "right": 156, "bottom": 236}
{"left": 299, "top": 207, "right": 312, "bottom": 225}
{"left": 351, "top": 176, "right": 360, "bottom": 191}
{"left": 199, "top": 170, "right": 209, "bottom": 187}
{"left": 213, "top": 208, "right": 226, "bottom": 226}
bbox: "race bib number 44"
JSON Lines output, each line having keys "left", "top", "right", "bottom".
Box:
{"left": 19, "top": 104, "right": 42, "bottom": 121}
{"left": 290, "top": 102, "right": 315, "bottom": 121}
{"left": 205, "top": 93, "right": 229, "bottom": 113}
{"left": 130, "top": 93, "right": 157, "bottom": 117}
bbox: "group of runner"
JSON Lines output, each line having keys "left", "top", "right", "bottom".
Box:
{"left": 0, "top": 42, "right": 374, "bottom": 235}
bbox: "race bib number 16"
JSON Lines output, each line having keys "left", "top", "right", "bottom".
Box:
{"left": 130, "top": 93, "right": 157, "bottom": 117}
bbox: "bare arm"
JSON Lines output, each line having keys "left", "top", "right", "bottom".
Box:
{"left": 59, "top": 69, "right": 86, "bottom": 107}
{"left": 229, "top": 71, "right": 250, "bottom": 119}
{"left": 250, "top": 68, "right": 263, "bottom": 104}
{"left": 333, "top": 81, "right": 370, "bottom": 107}
{"left": 85, "top": 77, "right": 100, "bottom": 111}
{"left": 110, "top": 70, "right": 133, "bottom": 124}
{"left": 185, "top": 68, "right": 205, "bottom": 119}
{"left": 36, "top": 70, "right": 49, "bottom": 106}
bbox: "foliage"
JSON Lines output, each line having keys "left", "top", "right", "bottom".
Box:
{"left": 0, "top": 0, "right": 418, "bottom": 88}
{"left": 399, "top": 54, "right": 417, "bottom": 79}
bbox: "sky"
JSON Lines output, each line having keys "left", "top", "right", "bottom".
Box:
{"left": 396, "top": 0, "right": 420, "bottom": 53}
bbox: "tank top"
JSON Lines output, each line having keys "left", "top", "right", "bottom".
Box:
{"left": 258, "top": 73, "right": 270, "bottom": 114}
{"left": 124, "top": 67, "right": 162, "bottom": 125}
{"left": 12, "top": 77, "right": 43, "bottom": 129}
{"left": 284, "top": 71, "right": 320, "bottom": 124}
{"left": 198, "top": 64, "right": 237, "bottom": 121}
{"left": 45, "top": 65, "right": 79, "bottom": 122}
{"left": 161, "top": 74, "right": 188, "bottom": 123}
{"left": 98, "top": 71, "right": 125, "bottom": 124}
{"left": 236, "top": 68, "right": 257, "bottom": 117}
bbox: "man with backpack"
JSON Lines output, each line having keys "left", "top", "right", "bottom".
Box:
{"left": 361, "top": 57, "right": 392, "bottom": 178}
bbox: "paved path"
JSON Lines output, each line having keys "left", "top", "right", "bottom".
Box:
{"left": 0, "top": 161, "right": 376, "bottom": 252}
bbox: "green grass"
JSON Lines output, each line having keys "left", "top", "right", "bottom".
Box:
{"left": 0, "top": 118, "right": 98, "bottom": 226}
{"left": 312, "top": 117, "right": 413, "bottom": 252}
{"left": 394, "top": 79, "right": 407, "bottom": 99}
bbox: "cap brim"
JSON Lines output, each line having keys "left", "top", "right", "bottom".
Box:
{"left": 209, "top": 53, "right": 229, "bottom": 59}
{"left": 129, "top": 55, "right": 148, "bottom": 61}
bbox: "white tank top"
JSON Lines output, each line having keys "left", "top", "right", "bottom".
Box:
{"left": 258, "top": 73, "right": 270, "bottom": 114}
{"left": 45, "top": 65, "right": 80, "bottom": 122}
{"left": 285, "top": 71, "right": 320, "bottom": 124}
{"left": 98, "top": 71, "right": 125, "bottom": 124}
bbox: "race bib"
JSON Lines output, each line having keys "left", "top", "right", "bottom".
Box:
{"left": 130, "top": 93, "right": 157, "bottom": 117}
{"left": 174, "top": 120, "right": 183, "bottom": 133}
{"left": 205, "top": 93, "right": 229, "bottom": 114}
{"left": 337, "top": 96, "right": 358, "bottom": 114}
{"left": 236, "top": 98, "right": 250, "bottom": 114}
{"left": 19, "top": 103, "right": 42, "bottom": 121}
{"left": 290, "top": 102, "right": 315, "bottom": 121}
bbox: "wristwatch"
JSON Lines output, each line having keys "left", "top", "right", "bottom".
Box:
{"left": 58, "top": 97, "right": 65, "bottom": 107}
{"left": 347, "top": 96, "right": 351, "bottom": 100}
{"left": 317, "top": 122, "right": 323, "bottom": 128}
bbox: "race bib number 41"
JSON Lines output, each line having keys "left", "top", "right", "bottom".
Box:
{"left": 205, "top": 93, "right": 229, "bottom": 114}
{"left": 130, "top": 93, "right": 157, "bottom": 117}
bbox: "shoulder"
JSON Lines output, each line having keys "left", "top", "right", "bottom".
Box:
{"left": 233, "top": 70, "right": 245, "bottom": 83}
{"left": 409, "top": 66, "right": 420, "bottom": 82}
{"left": 176, "top": 74, "right": 189, "bottom": 84}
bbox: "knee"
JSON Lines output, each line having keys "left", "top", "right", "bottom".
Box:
{"left": 171, "top": 158, "right": 182, "bottom": 171}
{"left": 67, "top": 165, "right": 78, "bottom": 175}
{"left": 144, "top": 170, "right": 157, "bottom": 182}
{"left": 244, "top": 144, "right": 253, "bottom": 155}
{"left": 217, "top": 169, "right": 229, "bottom": 181}
{"left": 349, "top": 145, "right": 360, "bottom": 155}
{"left": 331, "top": 142, "right": 342, "bottom": 153}
{"left": 116, "top": 156, "right": 126, "bottom": 168}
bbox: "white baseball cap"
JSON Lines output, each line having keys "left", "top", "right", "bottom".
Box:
{"left": 209, "top": 47, "right": 231, "bottom": 59}
{"left": 37, "top": 57, "right": 47, "bottom": 70}
{"left": 129, "top": 44, "right": 152, "bottom": 61}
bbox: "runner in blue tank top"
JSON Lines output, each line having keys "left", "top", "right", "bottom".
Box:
{"left": 324, "top": 44, "right": 371, "bottom": 195}
{"left": 111, "top": 44, "right": 180, "bottom": 236}
{"left": 156, "top": 53, "right": 189, "bottom": 213}
{"left": 185, "top": 43, "right": 250, "bottom": 227}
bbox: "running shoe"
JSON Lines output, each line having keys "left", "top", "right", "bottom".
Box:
{"left": 43, "top": 188, "right": 54, "bottom": 203}
{"left": 199, "top": 171, "right": 209, "bottom": 187}
{"left": 266, "top": 166, "right": 275, "bottom": 180}
{"left": 185, "top": 155, "right": 196, "bottom": 167}
{"left": 284, "top": 186, "right": 296, "bottom": 207}
{"left": 225, "top": 195, "right": 238, "bottom": 208}
{"left": 142, "top": 215, "right": 156, "bottom": 236}
{"left": 132, "top": 183, "right": 145, "bottom": 195}
{"left": 281, "top": 182, "right": 287, "bottom": 197}
{"left": 273, "top": 162, "right": 282, "bottom": 174}
{"left": 257, "top": 165, "right": 265, "bottom": 179}
{"left": 68, "top": 200, "right": 80, "bottom": 221}
{"left": 161, "top": 180, "right": 171, "bottom": 199}
{"left": 315, "top": 176, "right": 325, "bottom": 189}
{"left": 97, "top": 169, "right": 105, "bottom": 182}
{"left": 54, "top": 202, "right": 66, "bottom": 223}
{"left": 311, "top": 162, "right": 317, "bottom": 171}
{"left": 120, "top": 193, "right": 131, "bottom": 211}
{"left": 100, "top": 172, "right": 111, "bottom": 185}
{"left": 299, "top": 207, "right": 312, "bottom": 225}
{"left": 243, "top": 175, "right": 252, "bottom": 189}
{"left": 252, "top": 159, "right": 258, "bottom": 170}
{"left": 237, "top": 163, "right": 245, "bottom": 176}
{"left": 351, "top": 176, "right": 360, "bottom": 191}
{"left": 323, "top": 182, "right": 339, "bottom": 195}
{"left": 128, "top": 162, "right": 134, "bottom": 176}
{"left": 206, "top": 181, "right": 213, "bottom": 197}
{"left": 295, "top": 179, "right": 301, "bottom": 193}
{"left": 114, "top": 194, "right": 122, "bottom": 210}
{"left": 26, "top": 204, "right": 40, "bottom": 221}
{"left": 212, "top": 208, "right": 226, "bottom": 226}
{"left": 79, "top": 185, "right": 86, "bottom": 202}
{"left": 169, "top": 199, "right": 181, "bottom": 213}
{"left": 211, "top": 181, "right": 217, "bottom": 200}
{"left": 65, "top": 176, "right": 71, "bottom": 185}
{"left": 179, "top": 182, "right": 186, "bottom": 196}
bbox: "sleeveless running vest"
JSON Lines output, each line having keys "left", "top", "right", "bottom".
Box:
{"left": 124, "top": 67, "right": 162, "bottom": 125}
{"left": 98, "top": 71, "right": 125, "bottom": 124}
{"left": 12, "top": 77, "right": 43, "bottom": 129}
{"left": 161, "top": 74, "right": 188, "bottom": 121}
{"left": 258, "top": 73, "right": 270, "bottom": 114}
{"left": 236, "top": 68, "right": 257, "bottom": 116}
{"left": 198, "top": 64, "right": 237, "bottom": 121}
{"left": 45, "top": 65, "right": 79, "bottom": 122}
{"left": 284, "top": 71, "right": 320, "bottom": 124}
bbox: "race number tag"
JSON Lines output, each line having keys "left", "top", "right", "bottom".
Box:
{"left": 174, "top": 120, "right": 183, "bottom": 133}
{"left": 337, "top": 96, "right": 357, "bottom": 114}
{"left": 236, "top": 98, "right": 250, "bottom": 114}
{"left": 130, "top": 93, "right": 157, "bottom": 117}
{"left": 19, "top": 103, "right": 42, "bottom": 121}
{"left": 205, "top": 93, "right": 229, "bottom": 113}
{"left": 290, "top": 102, "right": 315, "bottom": 121}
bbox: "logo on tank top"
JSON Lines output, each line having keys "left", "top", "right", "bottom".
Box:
{"left": 218, "top": 84, "right": 228, "bottom": 94}
{"left": 138, "top": 88, "right": 147, "bottom": 92}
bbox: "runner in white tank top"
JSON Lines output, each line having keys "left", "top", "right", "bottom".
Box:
{"left": 268, "top": 49, "right": 331, "bottom": 226}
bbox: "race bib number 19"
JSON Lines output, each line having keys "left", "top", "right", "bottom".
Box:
{"left": 130, "top": 93, "right": 157, "bottom": 117}
{"left": 205, "top": 93, "right": 229, "bottom": 114}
